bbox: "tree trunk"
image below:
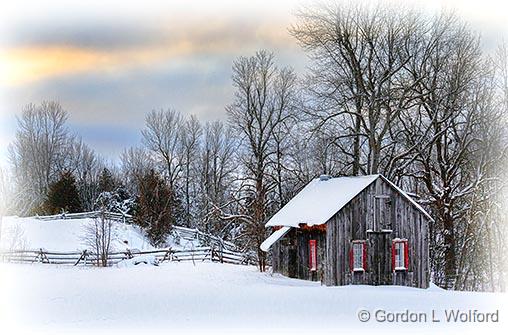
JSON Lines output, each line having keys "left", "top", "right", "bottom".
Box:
{"left": 352, "top": 113, "right": 361, "bottom": 176}
{"left": 442, "top": 208, "right": 456, "bottom": 289}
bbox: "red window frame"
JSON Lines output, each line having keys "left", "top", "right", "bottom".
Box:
{"left": 391, "top": 239, "right": 409, "bottom": 271}
{"left": 309, "top": 239, "right": 317, "bottom": 271}
{"left": 349, "top": 240, "right": 367, "bottom": 272}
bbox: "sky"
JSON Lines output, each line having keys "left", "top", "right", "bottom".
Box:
{"left": 0, "top": 0, "right": 507, "bottom": 165}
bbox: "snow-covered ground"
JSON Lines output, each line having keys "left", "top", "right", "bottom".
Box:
{"left": 0, "top": 216, "right": 200, "bottom": 252}
{"left": 0, "top": 216, "right": 151, "bottom": 251}
{"left": 0, "top": 216, "right": 506, "bottom": 334}
{"left": 0, "top": 262, "right": 505, "bottom": 335}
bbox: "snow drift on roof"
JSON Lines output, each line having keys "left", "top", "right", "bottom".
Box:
{"left": 264, "top": 174, "right": 432, "bottom": 229}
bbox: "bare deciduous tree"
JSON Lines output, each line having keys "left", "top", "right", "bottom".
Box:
{"left": 120, "top": 147, "right": 155, "bottom": 195}
{"left": 83, "top": 209, "right": 114, "bottom": 267}
{"left": 227, "top": 50, "right": 297, "bottom": 271}
{"left": 197, "top": 121, "right": 237, "bottom": 235}
{"left": 291, "top": 3, "right": 422, "bottom": 177}
{"left": 9, "top": 101, "right": 71, "bottom": 214}
{"left": 142, "top": 109, "right": 183, "bottom": 190}
{"left": 68, "top": 139, "right": 105, "bottom": 211}
{"left": 180, "top": 115, "right": 202, "bottom": 227}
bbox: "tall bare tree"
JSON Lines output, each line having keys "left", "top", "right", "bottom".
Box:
{"left": 291, "top": 3, "right": 422, "bottom": 177}
{"left": 180, "top": 115, "right": 202, "bottom": 227}
{"left": 9, "top": 101, "right": 71, "bottom": 214}
{"left": 401, "top": 15, "right": 490, "bottom": 289}
{"left": 227, "top": 50, "right": 297, "bottom": 271}
{"left": 197, "top": 121, "right": 238, "bottom": 235}
{"left": 68, "top": 138, "right": 104, "bottom": 211}
{"left": 142, "top": 109, "right": 183, "bottom": 190}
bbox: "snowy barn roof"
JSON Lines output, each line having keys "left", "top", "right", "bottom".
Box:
{"left": 265, "top": 174, "right": 432, "bottom": 229}
{"left": 261, "top": 174, "right": 432, "bottom": 251}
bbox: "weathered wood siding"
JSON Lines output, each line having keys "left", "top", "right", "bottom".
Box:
{"left": 272, "top": 176, "right": 430, "bottom": 288}
{"left": 324, "top": 177, "right": 429, "bottom": 288}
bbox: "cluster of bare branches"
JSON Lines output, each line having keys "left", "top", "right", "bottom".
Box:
{"left": 225, "top": 50, "right": 298, "bottom": 271}
{"left": 83, "top": 209, "right": 114, "bottom": 267}
{"left": 8, "top": 102, "right": 108, "bottom": 215}
{"left": 129, "top": 109, "right": 238, "bottom": 233}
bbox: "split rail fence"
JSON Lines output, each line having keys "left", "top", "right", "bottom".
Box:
{"left": 0, "top": 211, "right": 254, "bottom": 266}
{"left": 0, "top": 246, "right": 254, "bottom": 266}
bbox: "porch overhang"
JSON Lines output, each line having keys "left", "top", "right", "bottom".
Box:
{"left": 260, "top": 226, "right": 292, "bottom": 252}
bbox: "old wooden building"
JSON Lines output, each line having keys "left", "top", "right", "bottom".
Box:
{"left": 260, "top": 174, "right": 432, "bottom": 288}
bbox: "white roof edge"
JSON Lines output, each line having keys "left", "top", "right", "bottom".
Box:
{"left": 260, "top": 226, "right": 291, "bottom": 251}
{"left": 379, "top": 175, "right": 434, "bottom": 222}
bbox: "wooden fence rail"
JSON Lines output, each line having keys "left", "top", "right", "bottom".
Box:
{"left": 0, "top": 247, "right": 254, "bottom": 267}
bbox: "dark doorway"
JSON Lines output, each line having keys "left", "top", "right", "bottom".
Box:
{"left": 368, "top": 232, "right": 392, "bottom": 285}
{"left": 287, "top": 245, "right": 297, "bottom": 278}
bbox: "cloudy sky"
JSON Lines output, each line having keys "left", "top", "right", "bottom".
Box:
{"left": 0, "top": 0, "right": 507, "bottom": 165}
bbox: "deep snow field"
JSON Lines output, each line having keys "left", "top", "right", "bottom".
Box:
{"left": 0, "top": 262, "right": 506, "bottom": 335}
{"left": 0, "top": 216, "right": 506, "bottom": 334}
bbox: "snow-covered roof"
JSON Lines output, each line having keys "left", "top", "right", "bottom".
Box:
{"left": 265, "top": 174, "right": 432, "bottom": 229}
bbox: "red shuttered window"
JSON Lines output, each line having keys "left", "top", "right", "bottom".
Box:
{"left": 392, "top": 239, "right": 409, "bottom": 271}
{"left": 349, "top": 240, "right": 367, "bottom": 272}
{"left": 309, "top": 239, "right": 317, "bottom": 271}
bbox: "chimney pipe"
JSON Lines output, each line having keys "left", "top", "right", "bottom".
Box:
{"left": 319, "top": 174, "right": 331, "bottom": 181}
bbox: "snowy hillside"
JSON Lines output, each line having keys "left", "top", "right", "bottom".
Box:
{"left": 0, "top": 215, "right": 206, "bottom": 252}
{"left": 0, "top": 262, "right": 505, "bottom": 335}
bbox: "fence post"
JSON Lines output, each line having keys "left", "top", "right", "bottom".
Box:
{"left": 74, "top": 249, "right": 89, "bottom": 266}
{"left": 125, "top": 249, "right": 133, "bottom": 259}
{"left": 160, "top": 248, "right": 173, "bottom": 263}
{"left": 36, "top": 248, "right": 50, "bottom": 264}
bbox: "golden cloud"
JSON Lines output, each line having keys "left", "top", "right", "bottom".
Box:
{"left": 0, "top": 17, "right": 295, "bottom": 87}
{"left": 0, "top": 43, "right": 194, "bottom": 86}
{"left": 1, "top": 47, "right": 105, "bottom": 86}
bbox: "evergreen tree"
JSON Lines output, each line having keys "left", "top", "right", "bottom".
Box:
{"left": 45, "top": 171, "right": 82, "bottom": 214}
{"left": 98, "top": 167, "right": 115, "bottom": 193}
{"left": 134, "top": 169, "right": 176, "bottom": 247}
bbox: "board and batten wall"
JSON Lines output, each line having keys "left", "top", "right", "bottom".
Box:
{"left": 271, "top": 177, "right": 430, "bottom": 288}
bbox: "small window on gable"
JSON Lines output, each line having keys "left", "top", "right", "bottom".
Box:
{"left": 349, "top": 240, "right": 367, "bottom": 272}
{"left": 309, "top": 239, "right": 317, "bottom": 272}
{"left": 392, "top": 239, "right": 409, "bottom": 271}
